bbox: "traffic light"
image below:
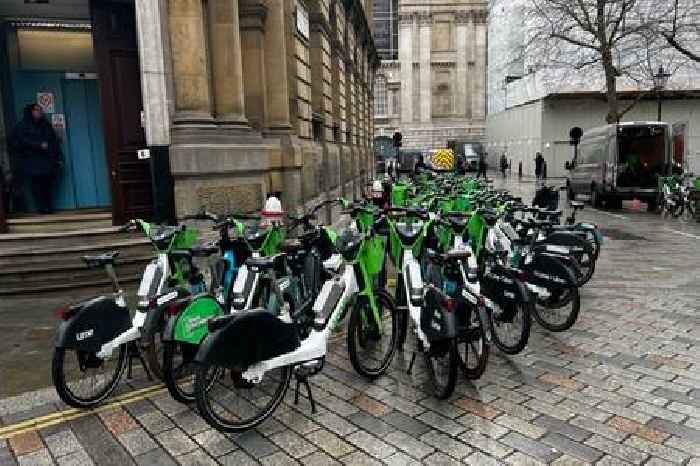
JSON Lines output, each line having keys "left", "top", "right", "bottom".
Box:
{"left": 392, "top": 132, "right": 403, "bottom": 148}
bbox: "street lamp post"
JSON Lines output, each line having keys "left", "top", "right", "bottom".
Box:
{"left": 653, "top": 65, "right": 671, "bottom": 122}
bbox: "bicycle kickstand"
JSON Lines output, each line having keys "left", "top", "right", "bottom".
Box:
{"left": 294, "top": 375, "right": 317, "bottom": 414}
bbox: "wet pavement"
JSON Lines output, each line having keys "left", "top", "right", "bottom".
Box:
{"left": 0, "top": 175, "right": 699, "bottom": 465}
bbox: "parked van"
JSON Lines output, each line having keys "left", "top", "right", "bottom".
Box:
{"left": 568, "top": 122, "right": 672, "bottom": 210}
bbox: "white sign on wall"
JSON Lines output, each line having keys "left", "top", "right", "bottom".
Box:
{"left": 296, "top": 0, "right": 309, "bottom": 39}
{"left": 51, "top": 113, "right": 65, "bottom": 129}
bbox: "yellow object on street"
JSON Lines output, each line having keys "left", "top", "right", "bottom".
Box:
{"left": 431, "top": 148, "right": 455, "bottom": 170}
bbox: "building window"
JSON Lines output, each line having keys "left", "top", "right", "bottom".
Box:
{"left": 372, "top": 0, "right": 399, "bottom": 60}
{"left": 375, "top": 76, "right": 387, "bottom": 116}
{"left": 312, "top": 113, "right": 324, "bottom": 142}
{"left": 390, "top": 88, "right": 400, "bottom": 115}
{"left": 433, "top": 70, "right": 453, "bottom": 116}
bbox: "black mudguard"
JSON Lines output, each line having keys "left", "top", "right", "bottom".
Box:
{"left": 194, "top": 310, "right": 300, "bottom": 370}
{"left": 480, "top": 263, "right": 530, "bottom": 320}
{"left": 142, "top": 289, "right": 192, "bottom": 343}
{"left": 421, "top": 286, "right": 457, "bottom": 343}
{"left": 538, "top": 232, "right": 593, "bottom": 256}
{"left": 54, "top": 297, "right": 131, "bottom": 352}
{"left": 525, "top": 253, "right": 578, "bottom": 290}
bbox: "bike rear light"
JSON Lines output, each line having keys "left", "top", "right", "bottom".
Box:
{"left": 54, "top": 306, "right": 71, "bottom": 320}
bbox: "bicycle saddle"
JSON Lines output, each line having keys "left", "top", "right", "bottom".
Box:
{"left": 82, "top": 251, "right": 120, "bottom": 269}
{"left": 481, "top": 210, "right": 499, "bottom": 226}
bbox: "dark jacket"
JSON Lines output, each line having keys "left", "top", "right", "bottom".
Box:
{"left": 10, "top": 106, "right": 62, "bottom": 177}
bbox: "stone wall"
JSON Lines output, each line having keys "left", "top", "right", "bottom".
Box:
{"left": 163, "top": 0, "right": 376, "bottom": 216}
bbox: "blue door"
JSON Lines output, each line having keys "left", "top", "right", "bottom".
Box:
{"left": 12, "top": 71, "right": 111, "bottom": 211}
{"left": 62, "top": 78, "right": 111, "bottom": 208}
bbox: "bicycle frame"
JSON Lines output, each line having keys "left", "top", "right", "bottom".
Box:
{"left": 240, "top": 254, "right": 358, "bottom": 382}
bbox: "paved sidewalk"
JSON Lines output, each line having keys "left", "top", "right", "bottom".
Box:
{"left": 1, "top": 178, "right": 699, "bottom": 465}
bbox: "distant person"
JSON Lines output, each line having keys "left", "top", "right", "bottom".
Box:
{"left": 11, "top": 103, "right": 62, "bottom": 214}
{"left": 543, "top": 161, "right": 548, "bottom": 179}
{"left": 414, "top": 155, "right": 428, "bottom": 174}
{"left": 500, "top": 154, "right": 508, "bottom": 178}
{"left": 518, "top": 161, "right": 523, "bottom": 179}
{"left": 534, "top": 152, "right": 544, "bottom": 180}
{"left": 477, "top": 153, "right": 488, "bottom": 179}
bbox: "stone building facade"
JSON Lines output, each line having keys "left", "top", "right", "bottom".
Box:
{"left": 373, "top": 0, "right": 488, "bottom": 150}
{"left": 166, "top": 0, "right": 378, "bottom": 216}
{"left": 0, "top": 0, "right": 377, "bottom": 230}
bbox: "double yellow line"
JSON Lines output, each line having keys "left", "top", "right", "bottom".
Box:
{"left": 0, "top": 384, "right": 167, "bottom": 439}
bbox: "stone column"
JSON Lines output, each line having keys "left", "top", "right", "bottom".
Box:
{"left": 418, "top": 13, "right": 432, "bottom": 123}
{"left": 263, "top": 0, "right": 292, "bottom": 131}
{"left": 136, "top": 0, "right": 171, "bottom": 145}
{"left": 168, "top": 0, "right": 213, "bottom": 124}
{"left": 472, "top": 12, "right": 487, "bottom": 121}
{"left": 454, "top": 13, "right": 468, "bottom": 119}
{"left": 208, "top": 0, "right": 248, "bottom": 127}
{"left": 240, "top": 0, "right": 268, "bottom": 131}
{"left": 398, "top": 14, "right": 413, "bottom": 123}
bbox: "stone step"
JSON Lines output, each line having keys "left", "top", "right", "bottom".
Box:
{"left": 0, "top": 223, "right": 152, "bottom": 296}
{"left": 7, "top": 211, "right": 113, "bottom": 234}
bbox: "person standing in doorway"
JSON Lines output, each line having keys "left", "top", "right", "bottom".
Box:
{"left": 12, "top": 104, "right": 62, "bottom": 214}
{"left": 477, "top": 152, "right": 488, "bottom": 179}
{"left": 534, "top": 152, "right": 544, "bottom": 180}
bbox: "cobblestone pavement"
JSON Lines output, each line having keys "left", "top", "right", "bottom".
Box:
{"left": 1, "top": 176, "right": 699, "bottom": 465}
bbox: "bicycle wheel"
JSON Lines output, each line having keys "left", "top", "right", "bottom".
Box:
{"left": 487, "top": 302, "right": 531, "bottom": 355}
{"left": 163, "top": 340, "right": 200, "bottom": 403}
{"left": 347, "top": 290, "right": 398, "bottom": 378}
{"left": 424, "top": 339, "right": 458, "bottom": 399}
{"left": 52, "top": 345, "right": 127, "bottom": 408}
{"left": 141, "top": 325, "right": 166, "bottom": 381}
{"left": 532, "top": 286, "right": 580, "bottom": 332}
{"left": 195, "top": 363, "right": 291, "bottom": 433}
{"left": 459, "top": 304, "right": 489, "bottom": 380}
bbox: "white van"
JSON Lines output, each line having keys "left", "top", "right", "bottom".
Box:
{"left": 568, "top": 122, "right": 672, "bottom": 210}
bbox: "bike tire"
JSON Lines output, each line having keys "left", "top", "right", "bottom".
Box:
{"left": 163, "top": 340, "right": 199, "bottom": 403}
{"left": 532, "top": 286, "right": 580, "bottom": 332}
{"left": 195, "top": 363, "right": 291, "bottom": 433}
{"left": 52, "top": 345, "right": 127, "bottom": 408}
{"left": 347, "top": 289, "right": 398, "bottom": 379}
{"left": 487, "top": 302, "right": 531, "bottom": 355}
{"left": 141, "top": 326, "right": 166, "bottom": 381}
{"left": 459, "top": 304, "right": 490, "bottom": 380}
{"left": 424, "top": 339, "right": 458, "bottom": 399}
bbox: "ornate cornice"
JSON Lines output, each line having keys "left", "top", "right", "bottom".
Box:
{"left": 239, "top": 0, "right": 267, "bottom": 30}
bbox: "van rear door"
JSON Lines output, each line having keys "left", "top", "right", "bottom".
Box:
{"left": 616, "top": 125, "right": 669, "bottom": 190}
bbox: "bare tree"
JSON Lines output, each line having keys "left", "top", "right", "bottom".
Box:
{"left": 525, "top": 0, "right": 683, "bottom": 123}
{"left": 656, "top": 0, "right": 700, "bottom": 62}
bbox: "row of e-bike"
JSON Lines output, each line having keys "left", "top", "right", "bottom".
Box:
{"left": 50, "top": 172, "right": 602, "bottom": 435}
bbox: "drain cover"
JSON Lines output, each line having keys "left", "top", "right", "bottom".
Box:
{"left": 599, "top": 228, "right": 646, "bottom": 241}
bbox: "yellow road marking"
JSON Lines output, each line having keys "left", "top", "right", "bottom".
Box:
{"left": 0, "top": 384, "right": 167, "bottom": 439}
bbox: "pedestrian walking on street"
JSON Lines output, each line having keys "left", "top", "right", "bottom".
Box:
{"left": 543, "top": 161, "right": 548, "bottom": 180}
{"left": 518, "top": 161, "right": 523, "bottom": 179}
{"left": 477, "top": 153, "right": 488, "bottom": 179}
{"left": 11, "top": 103, "right": 63, "bottom": 214}
{"left": 500, "top": 154, "right": 508, "bottom": 178}
{"left": 534, "top": 152, "right": 544, "bottom": 180}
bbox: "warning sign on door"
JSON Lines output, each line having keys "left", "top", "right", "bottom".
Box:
{"left": 37, "top": 92, "right": 55, "bottom": 114}
{"left": 52, "top": 113, "right": 65, "bottom": 129}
